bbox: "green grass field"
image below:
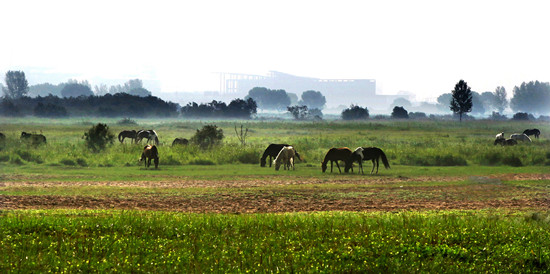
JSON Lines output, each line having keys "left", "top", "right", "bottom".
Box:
{"left": 1, "top": 117, "right": 550, "bottom": 272}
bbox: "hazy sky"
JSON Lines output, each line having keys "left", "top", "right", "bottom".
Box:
{"left": 1, "top": 0, "right": 549, "bottom": 101}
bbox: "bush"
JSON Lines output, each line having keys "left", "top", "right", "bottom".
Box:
{"left": 502, "top": 155, "right": 523, "bottom": 167}
{"left": 391, "top": 106, "right": 409, "bottom": 119}
{"left": 341, "top": 105, "right": 369, "bottom": 120}
{"left": 60, "top": 159, "right": 76, "bottom": 166}
{"left": 83, "top": 123, "right": 115, "bottom": 152}
{"left": 512, "top": 112, "right": 530, "bottom": 120}
{"left": 191, "top": 125, "right": 224, "bottom": 148}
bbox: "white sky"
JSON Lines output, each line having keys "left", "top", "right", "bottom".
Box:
{"left": 1, "top": 0, "right": 550, "bottom": 101}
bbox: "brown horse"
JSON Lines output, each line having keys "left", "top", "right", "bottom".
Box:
{"left": 118, "top": 130, "right": 137, "bottom": 143}
{"left": 345, "top": 147, "right": 390, "bottom": 174}
{"left": 321, "top": 147, "right": 353, "bottom": 173}
{"left": 140, "top": 145, "right": 159, "bottom": 168}
{"left": 172, "top": 138, "right": 189, "bottom": 146}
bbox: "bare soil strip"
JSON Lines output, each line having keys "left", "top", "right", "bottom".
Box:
{"left": 2, "top": 173, "right": 550, "bottom": 212}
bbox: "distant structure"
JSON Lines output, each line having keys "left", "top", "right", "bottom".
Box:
{"left": 219, "top": 71, "right": 403, "bottom": 109}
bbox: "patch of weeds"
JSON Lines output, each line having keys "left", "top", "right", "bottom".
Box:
{"left": 502, "top": 155, "right": 522, "bottom": 167}
{"left": 10, "top": 155, "right": 25, "bottom": 165}
{"left": 60, "top": 159, "right": 76, "bottom": 166}
{"left": 188, "top": 158, "right": 216, "bottom": 165}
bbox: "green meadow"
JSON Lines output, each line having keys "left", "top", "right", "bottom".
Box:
{"left": 1, "top": 117, "right": 550, "bottom": 272}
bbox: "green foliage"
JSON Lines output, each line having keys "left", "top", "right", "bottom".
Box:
{"left": 191, "top": 125, "right": 224, "bottom": 148}
{"left": 450, "top": 79, "right": 473, "bottom": 121}
{"left": 245, "top": 87, "right": 290, "bottom": 111}
{"left": 299, "top": 90, "right": 326, "bottom": 109}
{"left": 83, "top": 123, "right": 115, "bottom": 152}
{"left": 1, "top": 210, "right": 550, "bottom": 272}
{"left": 511, "top": 81, "right": 550, "bottom": 114}
{"left": 2, "top": 70, "right": 29, "bottom": 99}
{"left": 391, "top": 106, "right": 409, "bottom": 119}
{"left": 117, "top": 117, "right": 138, "bottom": 125}
{"left": 341, "top": 105, "right": 369, "bottom": 120}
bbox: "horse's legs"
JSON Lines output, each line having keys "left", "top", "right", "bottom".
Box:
{"left": 269, "top": 156, "right": 272, "bottom": 167}
{"left": 371, "top": 159, "right": 376, "bottom": 174}
{"left": 330, "top": 161, "right": 333, "bottom": 173}
{"left": 336, "top": 161, "right": 342, "bottom": 173}
{"left": 375, "top": 158, "right": 380, "bottom": 174}
{"left": 358, "top": 160, "right": 363, "bottom": 174}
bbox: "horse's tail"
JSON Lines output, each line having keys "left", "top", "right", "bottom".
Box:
{"left": 378, "top": 149, "right": 390, "bottom": 169}
{"left": 295, "top": 151, "right": 302, "bottom": 161}
{"left": 118, "top": 132, "right": 124, "bottom": 143}
{"left": 151, "top": 145, "right": 159, "bottom": 158}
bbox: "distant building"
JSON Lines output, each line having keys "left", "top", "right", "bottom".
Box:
{"left": 219, "top": 71, "right": 405, "bottom": 110}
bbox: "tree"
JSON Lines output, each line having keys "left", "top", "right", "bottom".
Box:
{"left": 299, "top": 90, "right": 326, "bottom": 110}
{"left": 61, "top": 83, "right": 94, "bottom": 98}
{"left": 510, "top": 81, "right": 550, "bottom": 114}
{"left": 450, "top": 80, "right": 473, "bottom": 122}
{"left": 3, "top": 71, "right": 29, "bottom": 99}
{"left": 341, "top": 105, "right": 369, "bottom": 120}
{"left": 287, "top": 105, "right": 309, "bottom": 120}
{"left": 471, "top": 92, "right": 486, "bottom": 115}
{"left": 245, "top": 87, "right": 291, "bottom": 111}
{"left": 391, "top": 106, "right": 409, "bottom": 119}
{"left": 226, "top": 98, "right": 257, "bottom": 119}
{"left": 494, "top": 86, "right": 508, "bottom": 113}
{"left": 128, "top": 87, "right": 152, "bottom": 97}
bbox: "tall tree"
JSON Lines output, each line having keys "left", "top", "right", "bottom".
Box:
{"left": 450, "top": 79, "right": 473, "bottom": 122}
{"left": 510, "top": 81, "right": 550, "bottom": 114}
{"left": 494, "top": 86, "right": 508, "bottom": 113}
{"left": 3, "top": 70, "right": 29, "bottom": 99}
{"left": 299, "top": 90, "right": 326, "bottom": 109}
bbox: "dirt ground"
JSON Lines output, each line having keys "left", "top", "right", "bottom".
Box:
{"left": 2, "top": 174, "right": 550, "bottom": 213}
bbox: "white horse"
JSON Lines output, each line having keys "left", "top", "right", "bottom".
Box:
{"left": 510, "top": 133, "right": 532, "bottom": 142}
{"left": 350, "top": 147, "right": 365, "bottom": 174}
{"left": 495, "top": 132, "right": 504, "bottom": 140}
{"left": 136, "top": 130, "right": 159, "bottom": 145}
{"left": 273, "top": 146, "right": 296, "bottom": 171}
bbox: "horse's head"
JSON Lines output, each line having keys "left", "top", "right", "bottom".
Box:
{"left": 321, "top": 162, "right": 327, "bottom": 173}
{"left": 274, "top": 159, "right": 281, "bottom": 171}
{"left": 260, "top": 158, "right": 267, "bottom": 167}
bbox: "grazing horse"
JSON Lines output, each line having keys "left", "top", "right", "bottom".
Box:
{"left": 260, "top": 144, "right": 302, "bottom": 167}
{"left": 20, "top": 132, "right": 47, "bottom": 145}
{"left": 139, "top": 145, "right": 159, "bottom": 168}
{"left": 273, "top": 146, "right": 296, "bottom": 171}
{"left": 321, "top": 147, "right": 353, "bottom": 173}
{"left": 494, "top": 138, "right": 518, "bottom": 146}
{"left": 172, "top": 138, "right": 189, "bottom": 146}
{"left": 510, "top": 133, "right": 532, "bottom": 142}
{"left": 523, "top": 129, "right": 540, "bottom": 139}
{"left": 345, "top": 147, "right": 390, "bottom": 174}
{"left": 495, "top": 132, "right": 504, "bottom": 140}
{"left": 118, "top": 130, "right": 137, "bottom": 143}
{"left": 136, "top": 130, "right": 159, "bottom": 145}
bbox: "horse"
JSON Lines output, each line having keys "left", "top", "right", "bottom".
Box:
{"left": 139, "top": 145, "right": 159, "bottom": 168}
{"left": 523, "top": 129, "right": 540, "bottom": 139}
{"left": 494, "top": 138, "right": 518, "bottom": 146}
{"left": 136, "top": 129, "right": 159, "bottom": 145}
{"left": 273, "top": 146, "right": 296, "bottom": 171}
{"left": 510, "top": 133, "right": 532, "bottom": 142}
{"left": 118, "top": 130, "right": 137, "bottom": 143}
{"left": 345, "top": 147, "right": 390, "bottom": 174}
{"left": 172, "top": 138, "right": 189, "bottom": 146}
{"left": 20, "top": 132, "right": 47, "bottom": 145}
{"left": 260, "top": 144, "right": 302, "bottom": 167}
{"left": 321, "top": 147, "right": 353, "bottom": 173}
{"left": 495, "top": 132, "right": 504, "bottom": 140}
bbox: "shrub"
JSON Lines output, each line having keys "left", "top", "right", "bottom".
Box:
{"left": 341, "top": 105, "right": 369, "bottom": 120}
{"left": 502, "top": 155, "right": 523, "bottom": 167}
{"left": 0, "top": 154, "right": 9, "bottom": 162}
{"left": 76, "top": 158, "right": 88, "bottom": 167}
{"left": 117, "top": 118, "right": 138, "bottom": 125}
{"left": 83, "top": 123, "right": 115, "bottom": 152}
{"left": 15, "top": 149, "right": 43, "bottom": 164}
{"left": 391, "top": 106, "right": 409, "bottom": 119}
{"left": 191, "top": 125, "right": 224, "bottom": 148}
{"left": 60, "top": 159, "right": 76, "bottom": 166}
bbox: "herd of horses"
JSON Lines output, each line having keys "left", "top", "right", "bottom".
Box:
{"left": 493, "top": 128, "right": 540, "bottom": 146}
{"left": 1, "top": 127, "right": 543, "bottom": 172}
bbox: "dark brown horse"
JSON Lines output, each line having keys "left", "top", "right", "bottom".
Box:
{"left": 494, "top": 138, "right": 518, "bottom": 146}
{"left": 523, "top": 129, "right": 540, "bottom": 139}
{"left": 118, "top": 130, "right": 137, "bottom": 143}
{"left": 140, "top": 145, "right": 159, "bottom": 168}
{"left": 322, "top": 147, "right": 353, "bottom": 173}
{"left": 20, "top": 132, "right": 46, "bottom": 145}
{"left": 260, "top": 144, "right": 302, "bottom": 167}
{"left": 172, "top": 138, "right": 189, "bottom": 146}
{"left": 345, "top": 147, "right": 390, "bottom": 174}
